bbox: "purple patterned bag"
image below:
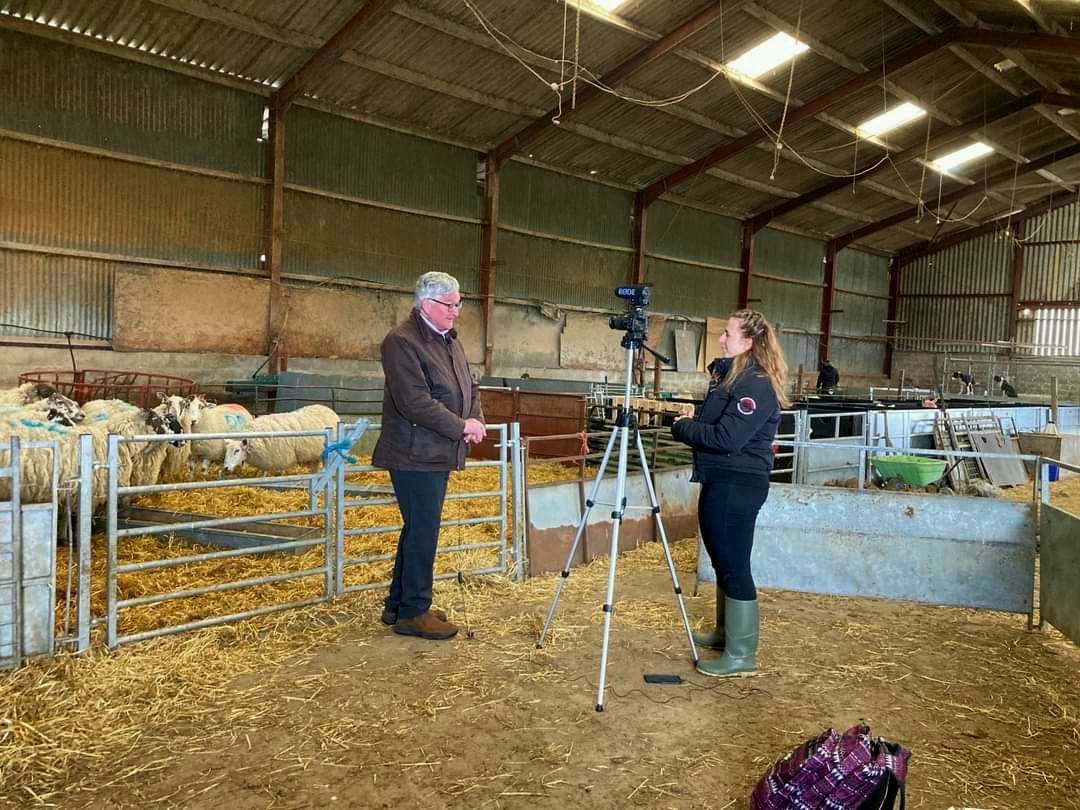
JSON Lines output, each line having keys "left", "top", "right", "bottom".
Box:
{"left": 750, "top": 723, "right": 910, "bottom": 810}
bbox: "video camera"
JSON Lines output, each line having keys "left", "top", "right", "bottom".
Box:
{"left": 608, "top": 285, "right": 651, "bottom": 349}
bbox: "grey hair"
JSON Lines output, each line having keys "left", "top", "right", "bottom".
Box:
{"left": 414, "top": 271, "right": 460, "bottom": 308}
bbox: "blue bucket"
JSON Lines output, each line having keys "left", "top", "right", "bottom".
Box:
{"left": 1049, "top": 464, "right": 1060, "bottom": 482}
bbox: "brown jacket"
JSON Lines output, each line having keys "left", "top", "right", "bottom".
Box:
{"left": 372, "top": 308, "right": 482, "bottom": 471}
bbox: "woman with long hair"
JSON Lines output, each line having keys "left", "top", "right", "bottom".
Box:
{"left": 672, "top": 309, "right": 789, "bottom": 678}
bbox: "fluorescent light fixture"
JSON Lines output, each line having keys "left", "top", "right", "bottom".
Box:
{"left": 589, "top": 0, "right": 628, "bottom": 11}
{"left": 932, "top": 141, "right": 994, "bottom": 172}
{"left": 726, "top": 32, "right": 810, "bottom": 79}
{"left": 856, "top": 102, "right": 926, "bottom": 137}
{"left": 994, "top": 58, "right": 1016, "bottom": 72}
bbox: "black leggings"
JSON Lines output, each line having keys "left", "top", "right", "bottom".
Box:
{"left": 698, "top": 478, "right": 769, "bottom": 601}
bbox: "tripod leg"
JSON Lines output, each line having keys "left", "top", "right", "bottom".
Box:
{"left": 595, "top": 423, "right": 631, "bottom": 712}
{"left": 536, "top": 425, "right": 620, "bottom": 649}
{"left": 634, "top": 430, "right": 700, "bottom": 664}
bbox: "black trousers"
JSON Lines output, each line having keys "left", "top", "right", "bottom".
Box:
{"left": 698, "top": 477, "right": 769, "bottom": 601}
{"left": 386, "top": 469, "right": 450, "bottom": 619}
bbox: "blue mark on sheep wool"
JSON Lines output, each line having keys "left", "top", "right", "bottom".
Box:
{"left": 224, "top": 413, "right": 245, "bottom": 429}
{"left": 20, "top": 418, "right": 45, "bottom": 428}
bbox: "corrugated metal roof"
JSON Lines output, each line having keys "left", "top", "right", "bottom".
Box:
{"left": 2, "top": 0, "right": 1076, "bottom": 254}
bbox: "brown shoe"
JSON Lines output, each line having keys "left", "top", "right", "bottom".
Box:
{"left": 382, "top": 606, "right": 446, "bottom": 626}
{"left": 394, "top": 610, "right": 458, "bottom": 640}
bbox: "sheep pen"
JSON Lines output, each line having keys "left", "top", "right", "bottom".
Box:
{"left": 4, "top": 451, "right": 1080, "bottom": 809}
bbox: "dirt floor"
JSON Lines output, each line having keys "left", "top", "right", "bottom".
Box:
{"left": 3, "top": 536, "right": 1079, "bottom": 810}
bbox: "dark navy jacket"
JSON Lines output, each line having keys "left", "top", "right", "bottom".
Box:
{"left": 671, "top": 357, "right": 780, "bottom": 482}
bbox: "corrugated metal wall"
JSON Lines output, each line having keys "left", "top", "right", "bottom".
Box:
{"left": 0, "top": 29, "right": 263, "bottom": 175}
{"left": 498, "top": 161, "right": 633, "bottom": 310}
{"left": 644, "top": 201, "right": 741, "bottom": 318}
{"left": 898, "top": 236, "right": 1012, "bottom": 350}
{"left": 284, "top": 107, "right": 481, "bottom": 292}
{"left": 752, "top": 229, "right": 824, "bottom": 368}
{"left": 832, "top": 250, "right": 889, "bottom": 375}
{"left": 0, "top": 29, "right": 264, "bottom": 339}
{"left": 1022, "top": 202, "right": 1080, "bottom": 303}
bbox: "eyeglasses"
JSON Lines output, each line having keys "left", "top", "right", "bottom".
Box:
{"left": 430, "top": 298, "right": 463, "bottom": 311}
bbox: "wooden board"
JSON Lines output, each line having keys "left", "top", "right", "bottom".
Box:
{"left": 969, "top": 432, "right": 1029, "bottom": 487}
{"left": 699, "top": 317, "right": 727, "bottom": 372}
{"left": 673, "top": 329, "right": 699, "bottom": 373}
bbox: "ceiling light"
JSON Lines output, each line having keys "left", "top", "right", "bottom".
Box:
{"left": 856, "top": 102, "right": 926, "bottom": 137}
{"left": 994, "top": 58, "right": 1016, "bottom": 72}
{"left": 589, "top": 0, "right": 628, "bottom": 11}
{"left": 726, "top": 32, "right": 810, "bottom": 79}
{"left": 932, "top": 141, "right": 994, "bottom": 172}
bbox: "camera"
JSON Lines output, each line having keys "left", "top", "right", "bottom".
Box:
{"left": 609, "top": 284, "right": 651, "bottom": 348}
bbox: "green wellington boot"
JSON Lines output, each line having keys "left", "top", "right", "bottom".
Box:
{"left": 692, "top": 587, "right": 726, "bottom": 650}
{"left": 695, "top": 597, "right": 758, "bottom": 678}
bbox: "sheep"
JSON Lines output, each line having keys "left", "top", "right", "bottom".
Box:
{"left": 0, "top": 393, "right": 84, "bottom": 426}
{"left": 190, "top": 402, "right": 254, "bottom": 477}
{"left": 223, "top": 405, "right": 339, "bottom": 474}
{"left": 154, "top": 393, "right": 210, "bottom": 480}
{"left": 0, "top": 382, "right": 57, "bottom": 405}
{"left": 0, "top": 408, "right": 175, "bottom": 505}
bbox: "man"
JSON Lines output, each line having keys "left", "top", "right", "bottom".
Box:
{"left": 373, "top": 271, "right": 486, "bottom": 640}
{"left": 816, "top": 359, "right": 839, "bottom": 395}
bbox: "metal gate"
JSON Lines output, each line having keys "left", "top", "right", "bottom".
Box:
{"left": 101, "top": 423, "right": 524, "bottom": 648}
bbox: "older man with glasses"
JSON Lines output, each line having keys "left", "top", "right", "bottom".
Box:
{"left": 373, "top": 271, "right": 487, "bottom": 640}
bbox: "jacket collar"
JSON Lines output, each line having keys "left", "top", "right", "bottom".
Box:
{"left": 410, "top": 307, "right": 440, "bottom": 342}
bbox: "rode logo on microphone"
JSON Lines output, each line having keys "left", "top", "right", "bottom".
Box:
{"left": 737, "top": 397, "right": 757, "bottom": 416}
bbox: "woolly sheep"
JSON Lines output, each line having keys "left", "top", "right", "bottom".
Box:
{"left": 0, "top": 382, "right": 57, "bottom": 405}
{"left": 154, "top": 393, "right": 210, "bottom": 480}
{"left": 0, "top": 394, "right": 84, "bottom": 426}
{"left": 190, "top": 403, "right": 254, "bottom": 476}
{"left": 0, "top": 408, "right": 174, "bottom": 505}
{"left": 223, "top": 405, "right": 339, "bottom": 473}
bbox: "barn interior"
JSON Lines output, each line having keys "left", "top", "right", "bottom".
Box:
{"left": 1, "top": 1, "right": 1080, "bottom": 807}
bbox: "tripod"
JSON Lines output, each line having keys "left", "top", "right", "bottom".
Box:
{"left": 536, "top": 341, "right": 699, "bottom": 711}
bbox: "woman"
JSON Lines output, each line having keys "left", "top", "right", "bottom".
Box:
{"left": 672, "top": 309, "right": 789, "bottom": 678}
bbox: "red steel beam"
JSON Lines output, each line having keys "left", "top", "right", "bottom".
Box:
{"left": 489, "top": 1, "right": 730, "bottom": 168}
{"left": 748, "top": 92, "right": 1044, "bottom": 232}
{"left": 834, "top": 141, "right": 1080, "bottom": 249}
{"left": 819, "top": 241, "right": 838, "bottom": 367}
{"left": 899, "top": 188, "right": 1080, "bottom": 260}
{"left": 642, "top": 30, "right": 954, "bottom": 206}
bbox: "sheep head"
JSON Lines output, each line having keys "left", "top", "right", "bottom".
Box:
{"left": 223, "top": 438, "right": 249, "bottom": 473}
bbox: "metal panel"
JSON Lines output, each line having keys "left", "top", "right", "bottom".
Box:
{"left": 829, "top": 335, "right": 886, "bottom": 376}
{"left": 495, "top": 230, "right": 627, "bottom": 310}
{"left": 0, "top": 503, "right": 55, "bottom": 660}
{"left": 897, "top": 295, "right": 1011, "bottom": 350}
{"left": 287, "top": 107, "right": 481, "bottom": 220}
{"left": 833, "top": 290, "right": 888, "bottom": 338}
{"left": 0, "top": 249, "right": 113, "bottom": 340}
{"left": 645, "top": 257, "right": 739, "bottom": 319}
{"left": 0, "top": 28, "right": 263, "bottom": 175}
{"left": 698, "top": 484, "right": 1036, "bottom": 614}
{"left": 284, "top": 189, "right": 480, "bottom": 293}
{"left": 1041, "top": 504, "right": 1080, "bottom": 647}
{"left": 836, "top": 249, "right": 889, "bottom": 296}
{"left": 1022, "top": 201, "right": 1080, "bottom": 302}
{"left": 903, "top": 236, "right": 1011, "bottom": 296}
{"left": 500, "top": 161, "right": 634, "bottom": 249}
{"left": 753, "top": 228, "right": 825, "bottom": 285}
{"left": 0, "top": 138, "right": 265, "bottom": 269}
{"left": 754, "top": 277, "right": 822, "bottom": 331}
{"left": 646, "top": 201, "right": 741, "bottom": 268}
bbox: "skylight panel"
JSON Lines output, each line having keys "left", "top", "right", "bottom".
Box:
{"left": 726, "top": 32, "right": 810, "bottom": 79}
{"left": 932, "top": 141, "right": 994, "bottom": 172}
{"left": 589, "top": 0, "right": 628, "bottom": 11}
{"left": 856, "top": 102, "right": 926, "bottom": 138}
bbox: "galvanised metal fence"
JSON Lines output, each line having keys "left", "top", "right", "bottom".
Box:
{"left": 101, "top": 422, "right": 523, "bottom": 648}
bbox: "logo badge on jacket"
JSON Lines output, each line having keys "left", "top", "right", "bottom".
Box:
{"left": 737, "top": 397, "right": 757, "bottom": 416}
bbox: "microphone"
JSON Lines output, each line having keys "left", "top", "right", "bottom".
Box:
{"left": 445, "top": 328, "right": 458, "bottom": 344}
